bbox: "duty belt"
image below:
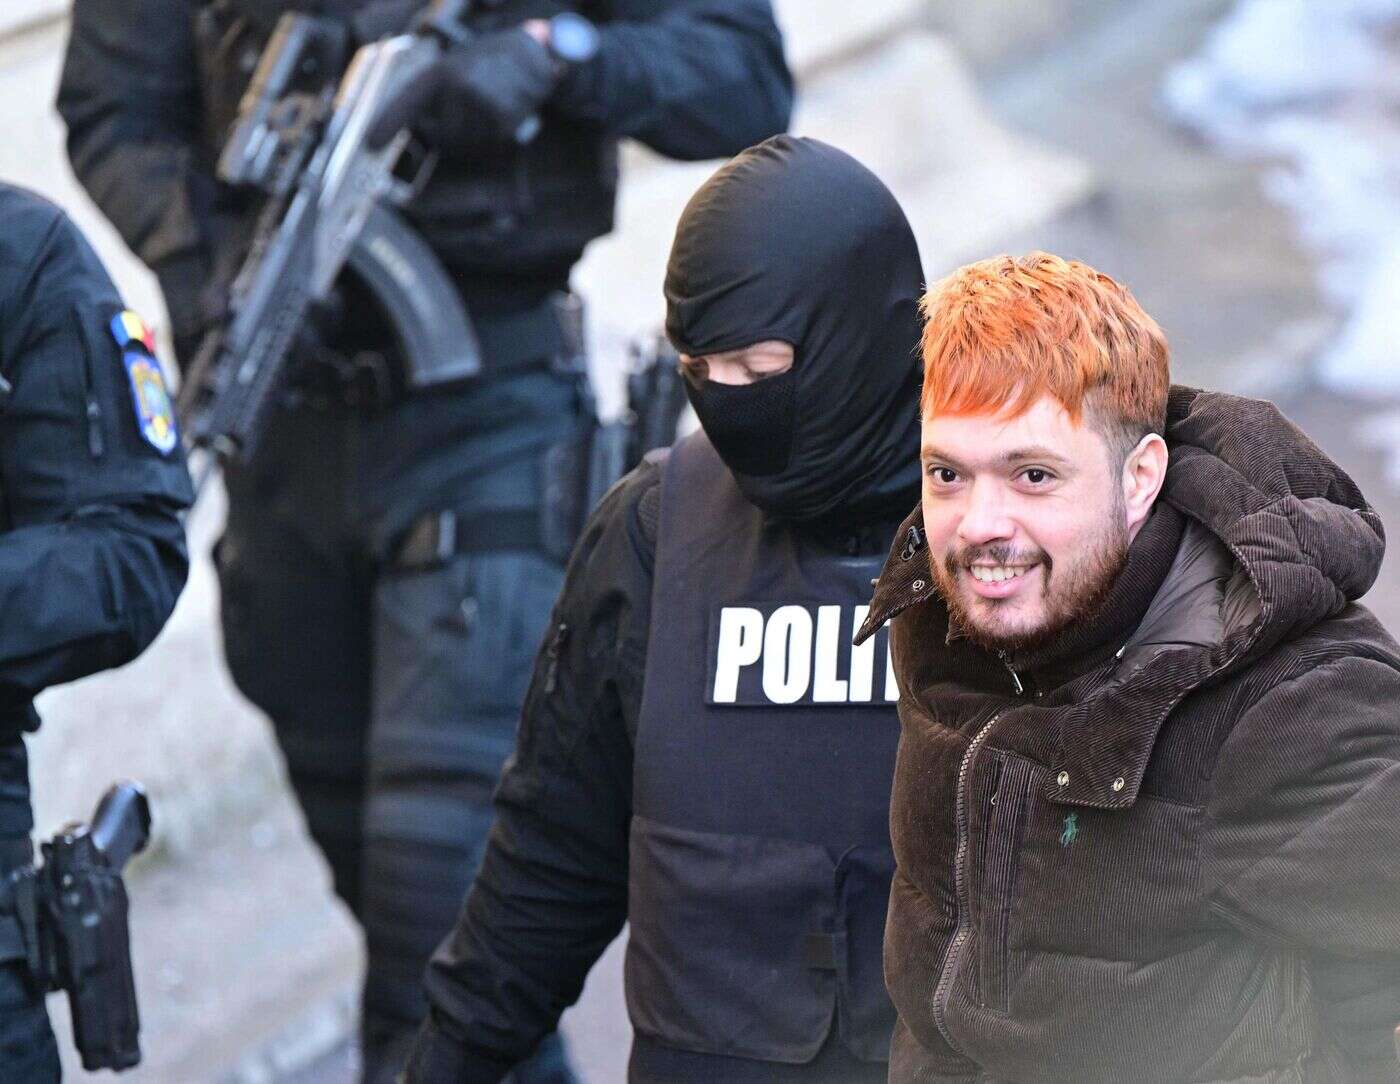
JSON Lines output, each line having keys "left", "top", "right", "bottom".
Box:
{"left": 391, "top": 508, "right": 545, "bottom": 570}
{"left": 288, "top": 291, "right": 585, "bottom": 414}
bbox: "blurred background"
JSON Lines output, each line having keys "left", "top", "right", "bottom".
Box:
{"left": 0, "top": 0, "right": 1397, "bottom": 1078}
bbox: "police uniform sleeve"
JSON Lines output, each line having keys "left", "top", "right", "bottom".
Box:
{"left": 550, "top": 0, "right": 794, "bottom": 161}
{"left": 57, "top": 0, "right": 217, "bottom": 352}
{"left": 0, "top": 192, "right": 192, "bottom": 722}
{"left": 405, "top": 462, "right": 660, "bottom": 1082}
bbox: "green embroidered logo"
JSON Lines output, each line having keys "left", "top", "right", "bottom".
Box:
{"left": 1059, "top": 813, "right": 1079, "bottom": 848}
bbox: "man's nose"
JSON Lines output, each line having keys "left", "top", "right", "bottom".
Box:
{"left": 957, "top": 480, "right": 1015, "bottom": 546}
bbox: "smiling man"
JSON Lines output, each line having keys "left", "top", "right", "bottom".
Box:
{"left": 858, "top": 253, "right": 1400, "bottom": 1081}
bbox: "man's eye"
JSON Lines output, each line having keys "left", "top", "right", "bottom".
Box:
{"left": 928, "top": 467, "right": 958, "bottom": 485}
{"left": 1022, "top": 468, "right": 1052, "bottom": 485}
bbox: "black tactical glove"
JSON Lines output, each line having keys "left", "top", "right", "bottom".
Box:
{"left": 399, "top": 1016, "right": 515, "bottom": 1083}
{"left": 367, "top": 28, "right": 560, "bottom": 151}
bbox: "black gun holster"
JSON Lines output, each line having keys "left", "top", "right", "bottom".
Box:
{"left": 0, "top": 833, "right": 142, "bottom": 1072}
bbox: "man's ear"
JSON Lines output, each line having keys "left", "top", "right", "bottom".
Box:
{"left": 1122, "top": 433, "right": 1168, "bottom": 541}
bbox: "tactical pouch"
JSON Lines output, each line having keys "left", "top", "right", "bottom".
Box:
{"left": 625, "top": 815, "right": 896, "bottom": 1064}
{"left": 540, "top": 320, "right": 689, "bottom": 563}
{"left": 539, "top": 412, "right": 629, "bottom": 564}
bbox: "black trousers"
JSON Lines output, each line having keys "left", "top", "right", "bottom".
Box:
{"left": 0, "top": 833, "right": 57, "bottom": 1080}
{"left": 0, "top": 961, "right": 58, "bottom": 1081}
{"left": 217, "top": 361, "right": 584, "bottom": 1083}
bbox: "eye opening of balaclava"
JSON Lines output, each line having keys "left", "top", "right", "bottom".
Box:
{"left": 664, "top": 135, "right": 925, "bottom": 527}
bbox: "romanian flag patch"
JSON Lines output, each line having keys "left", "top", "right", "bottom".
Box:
{"left": 109, "top": 310, "right": 177, "bottom": 455}
{"left": 109, "top": 310, "right": 158, "bottom": 355}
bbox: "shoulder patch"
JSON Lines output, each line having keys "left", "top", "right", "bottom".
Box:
{"left": 109, "top": 310, "right": 157, "bottom": 356}
{"left": 111, "top": 310, "right": 177, "bottom": 455}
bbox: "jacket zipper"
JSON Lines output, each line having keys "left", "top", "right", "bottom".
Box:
{"left": 997, "top": 650, "right": 1024, "bottom": 696}
{"left": 931, "top": 709, "right": 1002, "bottom": 1054}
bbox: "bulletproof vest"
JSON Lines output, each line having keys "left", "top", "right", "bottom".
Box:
{"left": 627, "top": 432, "right": 899, "bottom": 1067}
{"left": 194, "top": 0, "right": 617, "bottom": 303}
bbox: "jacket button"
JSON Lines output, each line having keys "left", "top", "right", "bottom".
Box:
{"left": 1112, "top": 776, "right": 1126, "bottom": 792}
{"left": 1056, "top": 770, "right": 1069, "bottom": 787}
{"left": 912, "top": 579, "right": 926, "bottom": 592}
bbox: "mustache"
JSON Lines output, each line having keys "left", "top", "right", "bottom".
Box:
{"left": 942, "top": 543, "right": 1050, "bottom": 576}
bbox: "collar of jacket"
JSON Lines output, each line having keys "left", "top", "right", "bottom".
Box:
{"left": 994, "top": 504, "right": 1185, "bottom": 690}
{"left": 857, "top": 386, "right": 1386, "bottom": 812}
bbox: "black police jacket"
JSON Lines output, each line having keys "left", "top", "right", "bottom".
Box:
{"left": 0, "top": 185, "right": 194, "bottom": 836}
{"left": 56, "top": 0, "right": 793, "bottom": 329}
{"left": 409, "top": 444, "right": 906, "bottom": 1081}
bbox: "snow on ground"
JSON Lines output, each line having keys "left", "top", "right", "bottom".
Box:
{"left": 1163, "top": 0, "right": 1400, "bottom": 400}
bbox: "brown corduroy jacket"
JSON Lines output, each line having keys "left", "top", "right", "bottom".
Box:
{"left": 858, "top": 388, "right": 1400, "bottom": 1083}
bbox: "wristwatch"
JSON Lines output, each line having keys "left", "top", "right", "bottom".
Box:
{"left": 543, "top": 12, "right": 601, "bottom": 66}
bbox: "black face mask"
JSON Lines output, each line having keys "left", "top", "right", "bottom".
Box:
{"left": 665, "top": 136, "right": 925, "bottom": 527}
{"left": 683, "top": 368, "right": 798, "bottom": 477}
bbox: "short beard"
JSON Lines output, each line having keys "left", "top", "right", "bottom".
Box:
{"left": 933, "top": 513, "right": 1130, "bottom": 656}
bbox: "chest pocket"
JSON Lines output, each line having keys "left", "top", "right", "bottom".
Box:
{"left": 967, "top": 749, "right": 1204, "bottom": 1018}
{"left": 1014, "top": 790, "right": 1203, "bottom": 965}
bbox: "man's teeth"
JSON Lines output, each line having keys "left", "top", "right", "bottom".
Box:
{"left": 970, "top": 565, "right": 1030, "bottom": 583}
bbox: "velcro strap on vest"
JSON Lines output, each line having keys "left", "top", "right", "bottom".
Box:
{"left": 802, "top": 932, "right": 837, "bottom": 972}
{"left": 391, "top": 509, "right": 542, "bottom": 570}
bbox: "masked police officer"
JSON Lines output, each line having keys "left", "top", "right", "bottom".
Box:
{"left": 56, "top": 3, "right": 791, "bottom": 1080}
{"left": 0, "top": 183, "right": 192, "bottom": 1080}
{"left": 401, "top": 136, "right": 923, "bottom": 1082}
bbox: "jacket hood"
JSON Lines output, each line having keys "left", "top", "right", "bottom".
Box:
{"left": 860, "top": 386, "right": 1385, "bottom": 809}
{"left": 1157, "top": 386, "right": 1383, "bottom": 653}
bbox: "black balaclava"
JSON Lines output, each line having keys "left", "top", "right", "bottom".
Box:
{"left": 665, "top": 135, "right": 925, "bottom": 528}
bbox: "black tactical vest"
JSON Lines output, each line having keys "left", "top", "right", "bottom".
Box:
{"left": 196, "top": 0, "right": 617, "bottom": 306}
{"left": 627, "top": 432, "right": 900, "bottom": 1068}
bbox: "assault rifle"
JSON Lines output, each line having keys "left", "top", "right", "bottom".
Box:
{"left": 2, "top": 783, "right": 152, "bottom": 1071}
{"left": 177, "top": 0, "right": 483, "bottom": 492}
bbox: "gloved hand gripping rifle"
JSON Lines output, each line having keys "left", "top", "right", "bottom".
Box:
{"left": 177, "top": 0, "right": 483, "bottom": 493}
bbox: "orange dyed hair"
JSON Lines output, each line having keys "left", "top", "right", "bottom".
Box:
{"left": 920, "top": 253, "right": 1169, "bottom": 449}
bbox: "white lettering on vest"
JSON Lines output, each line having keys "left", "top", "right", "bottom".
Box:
{"left": 812, "top": 605, "right": 848, "bottom": 703}
{"left": 708, "top": 603, "right": 893, "bottom": 706}
{"left": 884, "top": 631, "right": 900, "bottom": 701}
{"left": 849, "top": 604, "right": 874, "bottom": 702}
{"left": 762, "top": 605, "right": 813, "bottom": 704}
{"left": 712, "top": 606, "right": 764, "bottom": 703}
